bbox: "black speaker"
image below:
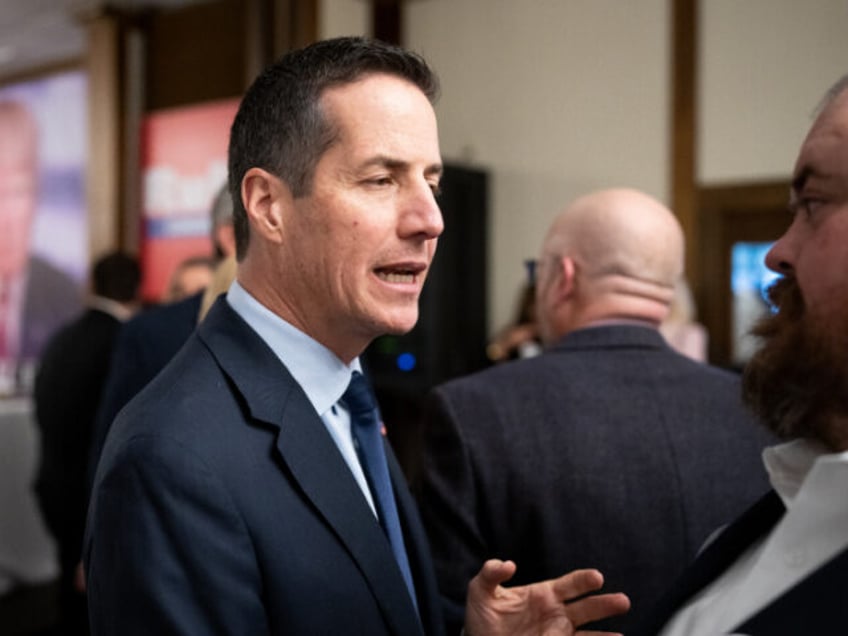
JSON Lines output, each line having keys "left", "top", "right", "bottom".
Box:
{"left": 363, "top": 163, "right": 489, "bottom": 477}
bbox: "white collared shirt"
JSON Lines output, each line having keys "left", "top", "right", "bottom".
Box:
{"left": 660, "top": 438, "right": 848, "bottom": 635}
{"left": 226, "top": 281, "right": 376, "bottom": 515}
{"left": 89, "top": 295, "right": 134, "bottom": 322}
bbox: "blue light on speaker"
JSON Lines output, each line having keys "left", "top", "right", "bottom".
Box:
{"left": 396, "top": 352, "right": 416, "bottom": 372}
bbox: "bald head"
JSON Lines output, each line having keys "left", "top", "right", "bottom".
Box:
{"left": 544, "top": 188, "right": 684, "bottom": 285}
{"left": 536, "top": 188, "right": 685, "bottom": 343}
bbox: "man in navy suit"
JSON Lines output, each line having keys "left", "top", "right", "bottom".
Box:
{"left": 415, "top": 189, "right": 774, "bottom": 634}
{"left": 630, "top": 75, "right": 848, "bottom": 636}
{"left": 85, "top": 37, "right": 629, "bottom": 636}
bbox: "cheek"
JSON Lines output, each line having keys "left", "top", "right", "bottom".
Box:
{"left": 800, "top": 270, "right": 847, "bottom": 324}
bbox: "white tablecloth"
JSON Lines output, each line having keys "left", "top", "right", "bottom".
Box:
{"left": 0, "top": 397, "right": 58, "bottom": 595}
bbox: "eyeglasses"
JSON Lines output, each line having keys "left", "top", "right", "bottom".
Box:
{"left": 524, "top": 259, "right": 537, "bottom": 286}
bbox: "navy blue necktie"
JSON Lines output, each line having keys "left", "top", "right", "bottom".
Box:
{"left": 342, "top": 371, "right": 418, "bottom": 609}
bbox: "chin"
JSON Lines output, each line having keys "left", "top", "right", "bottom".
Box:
{"left": 379, "top": 310, "right": 420, "bottom": 336}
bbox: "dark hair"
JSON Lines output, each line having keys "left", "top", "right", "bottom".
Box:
{"left": 92, "top": 251, "right": 141, "bottom": 303}
{"left": 228, "top": 36, "right": 440, "bottom": 260}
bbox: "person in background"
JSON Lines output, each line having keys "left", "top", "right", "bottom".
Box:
{"left": 162, "top": 254, "right": 214, "bottom": 302}
{"left": 198, "top": 253, "right": 237, "bottom": 321}
{"left": 0, "top": 100, "right": 80, "bottom": 395}
{"left": 632, "top": 73, "right": 848, "bottom": 636}
{"left": 415, "top": 188, "right": 774, "bottom": 634}
{"left": 85, "top": 37, "right": 629, "bottom": 636}
{"left": 33, "top": 250, "right": 141, "bottom": 636}
{"left": 486, "top": 278, "right": 542, "bottom": 363}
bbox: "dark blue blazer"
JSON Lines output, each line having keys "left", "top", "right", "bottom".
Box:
{"left": 634, "top": 490, "right": 848, "bottom": 634}
{"left": 416, "top": 325, "right": 774, "bottom": 634}
{"left": 88, "top": 292, "right": 202, "bottom": 486}
{"left": 85, "top": 297, "right": 444, "bottom": 635}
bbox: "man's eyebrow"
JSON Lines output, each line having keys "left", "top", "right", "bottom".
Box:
{"left": 360, "top": 155, "right": 403, "bottom": 170}
{"left": 425, "top": 163, "right": 444, "bottom": 178}
{"left": 359, "top": 155, "right": 443, "bottom": 176}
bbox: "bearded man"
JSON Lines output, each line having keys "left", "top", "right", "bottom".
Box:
{"left": 633, "top": 75, "right": 848, "bottom": 635}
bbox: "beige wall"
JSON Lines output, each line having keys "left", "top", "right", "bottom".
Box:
{"left": 320, "top": 0, "right": 847, "bottom": 335}
{"left": 407, "top": 0, "right": 669, "bottom": 334}
{"left": 319, "top": 0, "right": 371, "bottom": 39}
{"left": 699, "top": 0, "right": 848, "bottom": 184}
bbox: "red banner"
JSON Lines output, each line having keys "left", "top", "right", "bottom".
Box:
{"left": 139, "top": 98, "right": 239, "bottom": 303}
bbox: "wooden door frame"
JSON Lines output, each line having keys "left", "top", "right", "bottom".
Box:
{"left": 696, "top": 182, "right": 789, "bottom": 366}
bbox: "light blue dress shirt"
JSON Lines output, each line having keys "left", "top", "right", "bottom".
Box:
{"left": 226, "top": 281, "right": 377, "bottom": 515}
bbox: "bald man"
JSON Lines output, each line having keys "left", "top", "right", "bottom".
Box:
{"left": 415, "top": 188, "right": 775, "bottom": 634}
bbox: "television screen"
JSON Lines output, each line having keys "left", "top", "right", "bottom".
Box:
{"left": 730, "top": 241, "right": 780, "bottom": 365}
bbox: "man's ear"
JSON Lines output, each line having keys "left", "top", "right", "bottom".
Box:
{"left": 241, "top": 167, "right": 291, "bottom": 245}
{"left": 555, "top": 255, "right": 576, "bottom": 300}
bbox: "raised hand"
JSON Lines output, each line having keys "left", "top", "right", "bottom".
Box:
{"left": 464, "top": 559, "right": 630, "bottom": 636}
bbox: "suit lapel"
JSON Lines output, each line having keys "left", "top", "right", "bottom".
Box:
{"left": 734, "top": 545, "right": 848, "bottom": 634}
{"left": 634, "top": 491, "right": 785, "bottom": 635}
{"left": 274, "top": 397, "right": 424, "bottom": 636}
{"left": 198, "top": 299, "right": 424, "bottom": 636}
{"left": 387, "top": 445, "right": 446, "bottom": 636}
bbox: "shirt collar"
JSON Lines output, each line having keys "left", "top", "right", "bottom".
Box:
{"left": 763, "top": 438, "right": 848, "bottom": 506}
{"left": 226, "top": 280, "right": 360, "bottom": 416}
{"left": 582, "top": 317, "right": 659, "bottom": 329}
{"left": 89, "top": 295, "right": 133, "bottom": 321}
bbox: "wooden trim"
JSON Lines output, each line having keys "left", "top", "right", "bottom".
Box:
{"left": 698, "top": 181, "right": 789, "bottom": 210}
{"left": 289, "top": 0, "right": 318, "bottom": 51}
{"left": 245, "top": 0, "right": 271, "bottom": 85}
{"left": 671, "top": 0, "right": 698, "bottom": 283}
{"left": 121, "top": 24, "right": 146, "bottom": 254}
{"left": 697, "top": 181, "right": 790, "bottom": 366}
{"left": 85, "top": 13, "right": 124, "bottom": 259}
{"left": 373, "top": 0, "right": 403, "bottom": 45}
{"left": 144, "top": 1, "right": 248, "bottom": 110}
{"left": 270, "top": 0, "right": 319, "bottom": 59}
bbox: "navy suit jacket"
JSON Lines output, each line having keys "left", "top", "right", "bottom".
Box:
{"left": 85, "top": 298, "right": 445, "bottom": 635}
{"left": 88, "top": 292, "right": 202, "bottom": 486}
{"left": 634, "top": 490, "right": 848, "bottom": 634}
{"left": 415, "top": 325, "right": 774, "bottom": 634}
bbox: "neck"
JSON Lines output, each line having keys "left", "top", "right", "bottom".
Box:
{"left": 574, "top": 273, "right": 673, "bottom": 326}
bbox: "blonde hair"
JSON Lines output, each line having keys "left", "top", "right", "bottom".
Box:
{"left": 198, "top": 256, "right": 237, "bottom": 322}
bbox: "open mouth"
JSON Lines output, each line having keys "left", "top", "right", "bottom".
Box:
{"left": 376, "top": 269, "right": 416, "bottom": 284}
{"left": 375, "top": 264, "right": 425, "bottom": 284}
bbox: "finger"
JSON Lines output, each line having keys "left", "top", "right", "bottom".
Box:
{"left": 564, "top": 592, "right": 631, "bottom": 628}
{"left": 473, "top": 559, "right": 518, "bottom": 594}
{"left": 549, "top": 568, "right": 606, "bottom": 601}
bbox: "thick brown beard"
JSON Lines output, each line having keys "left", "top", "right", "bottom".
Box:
{"left": 742, "top": 277, "right": 848, "bottom": 451}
